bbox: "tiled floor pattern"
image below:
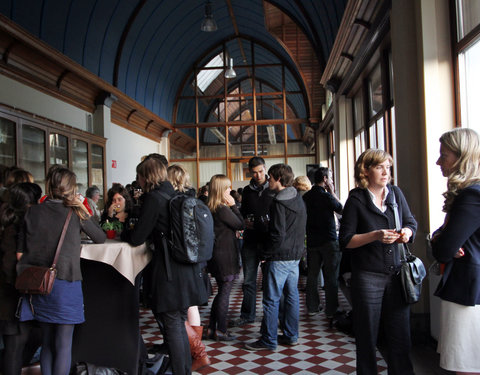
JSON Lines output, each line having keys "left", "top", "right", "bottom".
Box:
{"left": 140, "top": 272, "right": 388, "bottom": 374}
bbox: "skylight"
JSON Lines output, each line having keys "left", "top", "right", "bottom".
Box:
{"left": 196, "top": 53, "right": 224, "bottom": 92}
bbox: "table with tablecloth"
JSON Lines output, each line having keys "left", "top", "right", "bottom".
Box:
{"left": 72, "top": 239, "right": 151, "bottom": 375}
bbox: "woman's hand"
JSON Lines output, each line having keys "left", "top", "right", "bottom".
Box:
{"left": 454, "top": 248, "right": 465, "bottom": 258}
{"left": 223, "top": 191, "right": 235, "bottom": 207}
{"left": 377, "top": 229, "right": 401, "bottom": 244}
{"left": 396, "top": 228, "right": 413, "bottom": 243}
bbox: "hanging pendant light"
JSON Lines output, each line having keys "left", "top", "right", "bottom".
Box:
{"left": 225, "top": 58, "right": 236, "bottom": 79}
{"left": 201, "top": 0, "right": 217, "bottom": 32}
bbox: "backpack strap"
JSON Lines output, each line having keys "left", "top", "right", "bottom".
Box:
{"left": 157, "top": 190, "right": 173, "bottom": 281}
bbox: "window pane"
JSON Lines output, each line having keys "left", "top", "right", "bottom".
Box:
{"left": 355, "top": 131, "right": 366, "bottom": 160}
{"left": 456, "top": 0, "right": 480, "bottom": 40}
{"left": 72, "top": 139, "right": 88, "bottom": 195}
{"left": 0, "top": 117, "right": 16, "bottom": 166}
{"left": 21, "top": 125, "right": 45, "bottom": 190}
{"left": 459, "top": 37, "right": 480, "bottom": 131}
{"left": 200, "top": 127, "right": 226, "bottom": 158}
{"left": 369, "top": 125, "right": 377, "bottom": 148}
{"left": 377, "top": 117, "right": 385, "bottom": 150}
{"left": 258, "top": 124, "right": 284, "bottom": 156}
{"left": 229, "top": 125, "right": 255, "bottom": 157}
{"left": 49, "top": 133, "right": 68, "bottom": 166}
{"left": 353, "top": 91, "right": 364, "bottom": 131}
{"left": 368, "top": 64, "right": 383, "bottom": 117}
{"left": 91, "top": 144, "right": 104, "bottom": 202}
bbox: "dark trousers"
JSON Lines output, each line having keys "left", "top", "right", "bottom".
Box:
{"left": 351, "top": 270, "right": 414, "bottom": 375}
{"left": 155, "top": 309, "right": 191, "bottom": 375}
{"left": 240, "top": 243, "right": 261, "bottom": 321}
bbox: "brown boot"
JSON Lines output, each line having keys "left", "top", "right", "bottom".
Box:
{"left": 185, "top": 321, "right": 211, "bottom": 371}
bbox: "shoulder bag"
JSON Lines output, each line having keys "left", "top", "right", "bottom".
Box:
{"left": 15, "top": 209, "right": 73, "bottom": 295}
{"left": 390, "top": 190, "right": 427, "bottom": 304}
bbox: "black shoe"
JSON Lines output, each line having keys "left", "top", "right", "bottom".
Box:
{"left": 202, "top": 328, "right": 215, "bottom": 340}
{"left": 277, "top": 335, "right": 298, "bottom": 346}
{"left": 228, "top": 317, "right": 254, "bottom": 327}
{"left": 244, "top": 340, "right": 276, "bottom": 351}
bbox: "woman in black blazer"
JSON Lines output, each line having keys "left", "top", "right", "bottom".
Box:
{"left": 205, "top": 174, "right": 244, "bottom": 341}
{"left": 339, "top": 149, "right": 417, "bottom": 375}
{"left": 431, "top": 128, "right": 480, "bottom": 374}
{"left": 124, "top": 157, "right": 208, "bottom": 375}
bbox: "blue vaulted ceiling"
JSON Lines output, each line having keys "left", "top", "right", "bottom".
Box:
{"left": 0, "top": 0, "right": 347, "bottom": 125}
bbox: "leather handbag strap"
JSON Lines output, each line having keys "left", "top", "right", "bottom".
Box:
{"left": 389, "top": 190, "right": 410, "bottom": 261}
{"left": 51, "top": 209, "right": 73, "bottom": 269}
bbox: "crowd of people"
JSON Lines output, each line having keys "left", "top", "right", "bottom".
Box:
{"left": 0, "top": 127, "right": 479, "bottom": 375}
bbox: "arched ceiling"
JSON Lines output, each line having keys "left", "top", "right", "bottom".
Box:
{"left": 0, "top": 0, "right": 347, "bottom": 143}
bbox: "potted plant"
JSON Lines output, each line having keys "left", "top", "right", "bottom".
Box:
{"left": 101, "top": 220, "right": 123, "bottom": 239}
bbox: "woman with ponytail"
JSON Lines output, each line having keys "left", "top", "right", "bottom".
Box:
{"left": 16, "top": 167, "right": 105, "bottom": 375}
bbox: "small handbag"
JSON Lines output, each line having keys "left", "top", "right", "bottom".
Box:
{"left": 15, "top": 210, "right": 72, "bottom": 295}
{"left": 390, "top": 191, "right": 427, "bottom": 304}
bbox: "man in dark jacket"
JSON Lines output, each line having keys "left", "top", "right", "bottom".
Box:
{"left": 231, "top": 157, "right": 275, "bottom": 327}
{"left": 245, "top": 163, "right": 306, "bottom": 351}
{"left": 303, "top": 167, "right": 343, "bottom": 318}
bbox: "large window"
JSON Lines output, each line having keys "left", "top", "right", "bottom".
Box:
{"left": 455, "top": 0, "right": 480, "bottom": 131}
{"left": 0, "top": 106, "right": 106, "bottom": 197}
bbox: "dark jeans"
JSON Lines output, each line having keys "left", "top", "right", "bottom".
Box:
{"left": 351, "top": 270, "right": 414, "bottom": 375}
{"left": 155, "top": 309, "right": 191, "bottom": 375}
{"left": 306, "top": 241, "right": 342, "bottom": 316}
{"left": 240, "top": 243, "right": 262, "bottom": 321}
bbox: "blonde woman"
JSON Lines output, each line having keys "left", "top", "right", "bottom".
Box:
{"left": 16, "top": 167, "right": 105, "bottom": 375}
{"left": 293, "top": 175, "right": 312, "bottom": 196}
{"left": 339, "top": 149, "right": 417, "bottom": 375}
{"left": 432, "top": 128, "right": 480, "bottom": 375}
{"left": 204, "top": 175, "right": 244, "bottom": 341}
{"left": 167, "top": 164, "right": 210, "bottom": 371}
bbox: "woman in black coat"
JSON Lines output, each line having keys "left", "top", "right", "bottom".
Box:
{"left": 205, "top": 175, "right": 244, "bottom": 341}
{"left": 124, "top": 157, "right": 208, "bottom": 375}
{"left": 339, "top": 149, "right": 417, "bottom": 375}
{"left": 431, "top": 128, "right": 480, "bottom": 374}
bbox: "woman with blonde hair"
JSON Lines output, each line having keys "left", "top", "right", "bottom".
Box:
{"left": 16, "top": 167, "right": 105, "bottom": 375}
{"left": 204, "top": 175, "right": 244, "bottom": 341}
{"left": 124, "top": 157, "right": 208, "bottom": 374}
{"left": 432, "top": 128, "right": 480, "bottom": 375}
{"left": 293, "top": 175, "right": 312, "bottom": 196}
{"left": 167, "top": 164, "right": 211, "bottom": 371}
{"left": 339, "top": 149, "right": 417, "bottom": 375}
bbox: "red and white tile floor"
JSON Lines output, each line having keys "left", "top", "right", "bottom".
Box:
{"left": 140, "top": 273, "right": 388, "bottom": 374}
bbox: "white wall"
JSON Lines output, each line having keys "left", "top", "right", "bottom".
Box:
{"left": 105, "top": 123, "right": 161, "bottom": 187}
{"left": 0, "top": 75, "right": 89, "bottom": 131}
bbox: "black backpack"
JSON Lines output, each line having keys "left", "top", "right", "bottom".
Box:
{"left": 159, "top": 191, "right": 214, "bottom": 264}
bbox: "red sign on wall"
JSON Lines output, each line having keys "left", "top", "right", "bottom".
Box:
{"left": 112, "top": 160, "right": 117, "bottom": 168}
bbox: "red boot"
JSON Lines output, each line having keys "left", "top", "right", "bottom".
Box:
{"left": 185, "top": 321, "right": 211, "bottom": 371}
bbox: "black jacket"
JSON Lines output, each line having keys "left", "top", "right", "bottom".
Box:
{"left": 303, "top": 185, "right": 343, "bottom": 246}
{"left": 432, "top": 185, "right": 480, "bottom": 306}
{"left": 208, "top": 205, "right": 244, "bottom": 279}
{"left": 240, "top": 179, "right": 276, "bottom": 246}
{"left": 263, "top": 187, "right": 306, "bottom": 261}
{"left": 123, "top": 182, "right": 208, "bottom": 313}
{"left": 339, "top": 185, "right": 417, "bottom": 274}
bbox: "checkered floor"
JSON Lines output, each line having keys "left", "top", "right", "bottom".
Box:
{"left": 140, "top": 271, "right": 388, "bottom": 374}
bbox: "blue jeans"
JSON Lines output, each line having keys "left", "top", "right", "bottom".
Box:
{"left": 259, "top": 260, "right": 300, "bottom": 349}
{"left": 351, "top": 270, "right": 413, "bottom": 375}
{"left": 240, "top": 243, "right": 262, "bottom": 321}
{"left": 306, "top": 241, "right": 342, "bottom": 316}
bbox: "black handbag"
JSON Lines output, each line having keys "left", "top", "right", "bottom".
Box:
{"left": 390, "top": 190, "right": 427, "bottom": 304}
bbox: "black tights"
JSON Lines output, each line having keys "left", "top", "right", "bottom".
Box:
{"left": 39, "top": 323, "right": 75, "bottom": 375}
{"left": 2, "top": 321, "right": 34, "bottom": 375}
{"left": 209, "top": 278, "right": 234, "bottom": 333}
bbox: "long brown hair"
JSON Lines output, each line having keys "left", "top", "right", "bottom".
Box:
{"left": 136, "top": 157, "right": 167, "bottom": 193}
{"left": 46, "top": 167, "right": 88, "bottom": 220}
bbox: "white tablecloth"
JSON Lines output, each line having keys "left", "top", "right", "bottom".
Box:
{"left": 80, "top": 239, "right": 151, "bottom": 285}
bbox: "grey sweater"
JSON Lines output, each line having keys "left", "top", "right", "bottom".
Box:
{"left": 17, "top": 199, "right": 106, "bottom": 281}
